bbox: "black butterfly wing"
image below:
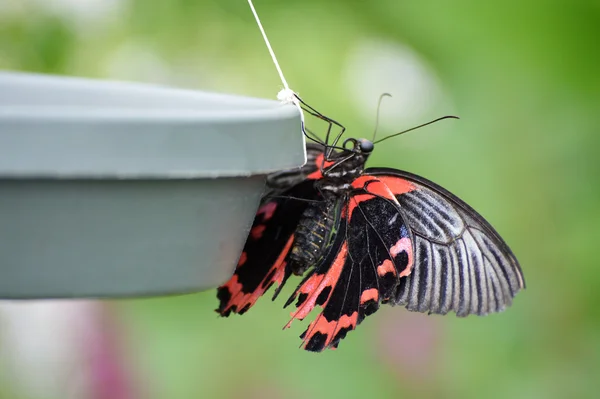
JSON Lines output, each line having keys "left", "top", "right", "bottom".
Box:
{"left": 217, "top": 144, "right": 332, "bottom": 316}
{"left": 218, "top": 139, "right": 350, "bottom": 319}
{"left": 217, "top": 179, "right": 318, "bottom": 316}
{"left": 365, "top": 168, "right": 525, "bottom": 317}
{"left": 284, "top": 177, "right": 414, "bottom": 351}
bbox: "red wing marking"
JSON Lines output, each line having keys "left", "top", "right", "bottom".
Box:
{"left": 351, "top": 175, "right": 381, "bottom": 191}
{"left": 301, "top": 312, "right": 358, "bottom": 350}
{"left": 374, "top": 175, "right": 417, "bottom": 196}
{"left": 250, "top": 225, "right": 266, "bottom": 240}
{"left": 391, "top": 237, "right": 414, "bottom": 277}
{"left": 377, "top": 259, "right": 396, "bottom": 277}
{"left": 306, "top": 170, "right": 323, "bottom": 179}
{"left": 237, "top": 252, "right": 247, "bottom": 267}
{"left": 257, "top": 202, "right": 277, "bottom": 221}
{"left": 220, "top": 235, "right": 294, "bottom": 314}
{"left": 360, "top": 288, "right": 379, "bottom": 304}
{"left": 363, "top": 178, "right": 410, "bottom": 198}
{"left": 285, "top": 242, "right": 349, "bottom": 327}
{"left": 306, "top": 154, "right": 335, "bottom": 180}
{"left": 348, "top": 175, "right": 412, "bottom": 219}
{"left": 376, "top": 236, "right": 413, "bottom": 278}
{"left": 347, "top": 193, "right": 375, "bottom": 219}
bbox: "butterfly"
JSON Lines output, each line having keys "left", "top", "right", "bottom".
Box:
{"left": 216, "top": 101, "right": 525, "bottom": 352}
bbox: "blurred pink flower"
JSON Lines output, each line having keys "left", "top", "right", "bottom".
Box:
{"left": 376, "top": 310, "right": 442, "bottom": 382}
{"left": 0, "top": 301, "right": 135, "bottom": 399}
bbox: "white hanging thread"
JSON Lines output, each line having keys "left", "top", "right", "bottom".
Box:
{"left": 247, "top": 0, "right": 305, "bottom": 127}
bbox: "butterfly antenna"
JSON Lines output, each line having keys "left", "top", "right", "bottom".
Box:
{"left": 373, "top": 115, "right": 459, "bottom": 144}
{"left": 372, "top": 93, "right": 392, "bottom": 142}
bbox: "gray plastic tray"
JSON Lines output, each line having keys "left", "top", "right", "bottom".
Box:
{"left": 0, "top": 72, "right": 304, "bottom": 298}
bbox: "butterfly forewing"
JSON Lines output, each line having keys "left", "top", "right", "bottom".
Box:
{"left": 365, "top": 168, "right": 525, "bottom": 317}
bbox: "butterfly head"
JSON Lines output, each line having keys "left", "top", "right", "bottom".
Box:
{"left": 357, "top": 138, "right": 374, "bottom": 154}
{"left": 317, "top": 138, "right": 374, "bottom": 186}
{"left": 340, "top": 137, "right": 374, "bottom": 156}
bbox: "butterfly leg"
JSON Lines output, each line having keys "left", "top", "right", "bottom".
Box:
{"left": 295, "top": 95, "right": 346, "bottom": 155}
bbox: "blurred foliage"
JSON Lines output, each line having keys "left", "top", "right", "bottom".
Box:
{"left": 1, "top": 0, "right": 600, "bottom": 398}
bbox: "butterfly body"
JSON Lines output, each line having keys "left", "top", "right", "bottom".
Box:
{"left": 217, "top": 128, "right": 524, "bottom": 352}
{"left": 288, "top": 198, "right": 338, "bottom": 276}
{"left": 289, "top": 139, "right": 373, "bottom": 274}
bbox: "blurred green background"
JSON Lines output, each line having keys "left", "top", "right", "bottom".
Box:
{"left": 1, "top": 0, "right": 599, "bottom": 398}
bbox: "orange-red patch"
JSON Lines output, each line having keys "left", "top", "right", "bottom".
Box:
{"left": 306, "top": 153, "right": 336, "bottom": 180}
{"left": 257, "top": 202, "right": 277, "bottom": 221}
{"left": 377, "top": 259, "right": 396, "bottom": 277}
{"left": 220, "top": 235, "right": 294, "bottom": 315}
{"left": 347, "top": 193, "right": 375, "bottom": 219}
{"left": 348, "top": 176, "right": 404, "bottom": 218}
{"left": 285, "top": 242, "right": 349, "bottom": 327}
{"left": 302, "top": 312, "right": 358, "bottom": 350}
{"left": 351, "top": 175, "right": 379, "bottom": 190}
{"left": 352, "top": 175, "right": 416, "bottom": 197}
{"left": 250, "top": 225, "right": 266, "bottom": 240}
{"left": 360, "top": 288, "right": 379, "bottom": 304}
{"left": 376, "top": 175, "right": 416, "bottom": 196}
{"left": 237, "top": 252, "right": 247, "bottom": 267}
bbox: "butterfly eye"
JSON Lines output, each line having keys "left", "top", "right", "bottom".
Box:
{"left": 359, "top": 139, "right": 374, "bottom": 153}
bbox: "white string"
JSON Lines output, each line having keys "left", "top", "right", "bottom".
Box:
{"left": 247, "top": 0, "right": 302, "bottom": 112}
{"left": 247, "top": 0, "right": 306, "bottom": 154}
{"left": 247, "top": 0, "right": 288, "bottom": 91}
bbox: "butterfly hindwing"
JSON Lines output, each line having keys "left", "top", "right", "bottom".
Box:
{"left": 217, "top": 179, "right": 318, "bottom": 316}
{"left": 284, "top": 181, "right": 414, "bottom": 351}
{"left": 217, "top": 144, "right": 332, "bottom": 316}
{"left": 365, "top": 168, "right": 525, "bottom": 317}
